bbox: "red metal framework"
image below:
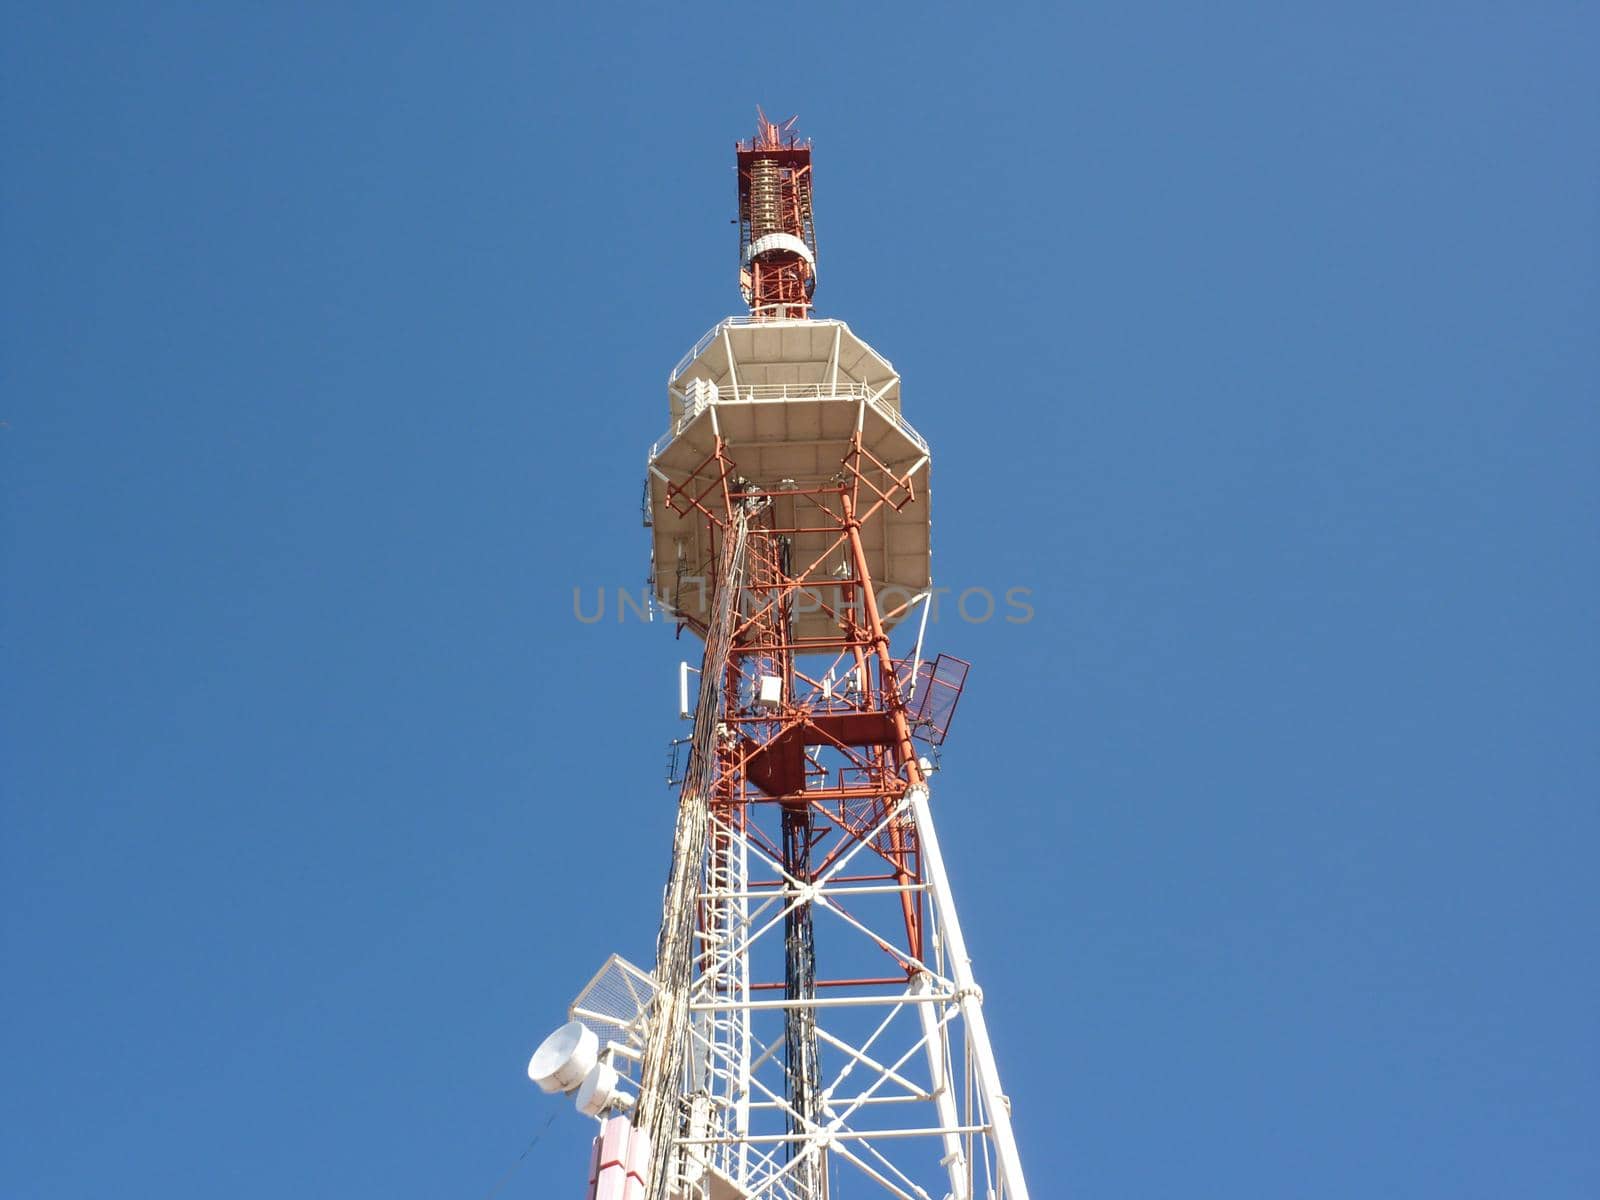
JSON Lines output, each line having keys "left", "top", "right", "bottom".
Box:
{"left": 665, "top": 433, "right": 932, "bottom": 983}
{"left": 659, "top": 426, "right": 952, "bottom": 1199}
{"left": 737, "top": 110, "right": 817, "bottom": 320}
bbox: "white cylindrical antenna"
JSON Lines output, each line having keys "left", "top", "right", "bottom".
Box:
{"left": 527, "top": 1020, "right": 599, "bottom": 1094}
{"left": 575, "top": 1060, "right": 632, "bottom": 1116}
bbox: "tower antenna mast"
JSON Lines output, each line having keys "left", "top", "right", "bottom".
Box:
{"left": 528, "top": 112, "right": 1032, "bottom": 1200}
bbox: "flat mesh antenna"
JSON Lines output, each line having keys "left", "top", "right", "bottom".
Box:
{"left": 567, "top": 953, "right": 657, "bottom": 1053}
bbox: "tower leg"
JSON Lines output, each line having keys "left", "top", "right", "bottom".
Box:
{"left": 914, "top": 971, "right": 971, "bottom": 1200}
{"left": 909, "top": 784, "right": 1031, "bottom": 1200}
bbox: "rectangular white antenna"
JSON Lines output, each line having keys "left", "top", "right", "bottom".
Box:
{"left": 678, "top": 661, "right": 697, "bottom": 720}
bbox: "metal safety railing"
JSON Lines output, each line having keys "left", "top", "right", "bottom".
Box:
{"left": 876, "top": 392, "right": 930, "bottom": 455}
{"left": 647, "top": 380, "right": 928, "bottom": 464}
{"left": 668, "top": 316, "right": 810, "bottom": 382}
{"left": 724, "top": 380, "right": 870, "bottom": 402}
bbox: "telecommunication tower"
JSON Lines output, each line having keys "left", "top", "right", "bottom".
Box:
{"left": 528, "top": 112, "right": 1031, "bottom": 1200}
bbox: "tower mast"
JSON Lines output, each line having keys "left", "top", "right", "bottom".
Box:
{"left": 530, "top": 114, "right": 1031, "bottom": 1200}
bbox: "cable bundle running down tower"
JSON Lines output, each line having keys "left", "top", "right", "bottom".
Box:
{"left": 529, "top": 114, "right": 1030, "bottom": 1200}
{"left": 634, "top": 503, "right": 753, "bottom": 1193}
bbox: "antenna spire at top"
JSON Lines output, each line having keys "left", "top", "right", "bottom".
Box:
{"left": 735, "top": 110, "right": 816, "bottom": 320}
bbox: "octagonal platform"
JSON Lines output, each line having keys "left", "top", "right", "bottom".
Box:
{"left": 646, "top": 318, "right": 932, "bottom": 640}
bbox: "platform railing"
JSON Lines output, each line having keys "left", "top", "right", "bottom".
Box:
{"left": 669, "top": 315, "right": 813, "bottom": 382}
{"left": 725, "top": 381, "right": 871, "bottom": 402}
{"left": 649, "top": 381, "right": 928, "bottom": 463}
{"left": 875, "top": 393, "right": 930, "bottom": 455}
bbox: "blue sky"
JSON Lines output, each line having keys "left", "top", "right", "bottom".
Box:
{"left": 3, "top": 4, "right": 1595, "bottom": 1197}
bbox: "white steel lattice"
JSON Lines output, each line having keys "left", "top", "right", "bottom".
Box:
{"left": 665, "top": 785, "right": 1026, "bottom": 1200}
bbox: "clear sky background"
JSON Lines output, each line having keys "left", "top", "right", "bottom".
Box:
{"left": 3, "top": 4, "right": 1596, "bottom": 1197}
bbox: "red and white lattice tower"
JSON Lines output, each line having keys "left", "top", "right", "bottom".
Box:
{"left": 529, "top": 113, "right": 1030, "bottom": 1200}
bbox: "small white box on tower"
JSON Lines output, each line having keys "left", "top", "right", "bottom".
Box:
{"left": 755, "top": 675, "right": 783, "bottom": 708}
{"left": 683, "top": 377, "right": 719, "bottom": 409}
